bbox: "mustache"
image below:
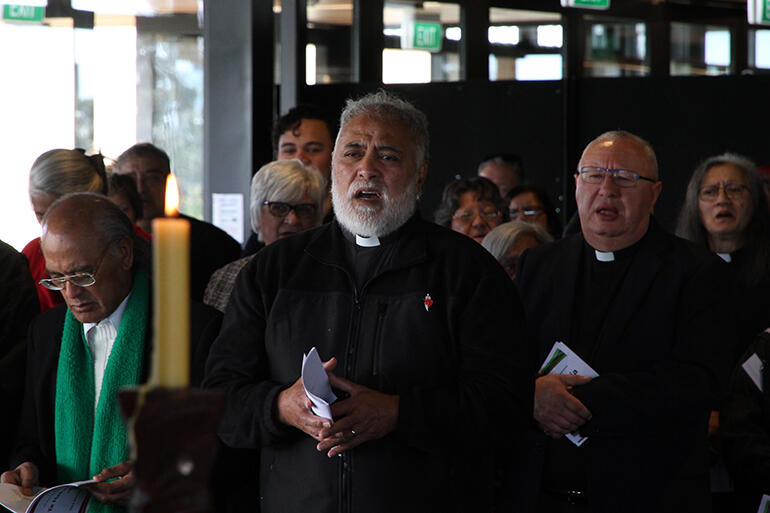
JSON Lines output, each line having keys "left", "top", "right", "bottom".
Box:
{"left": 347, "top": 180, "right": 387, "bottom": 198}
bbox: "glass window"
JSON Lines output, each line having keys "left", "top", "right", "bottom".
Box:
{"left": 136, "top": 29, "right": 204, "bottom": 218}
{"left": 0, "top": 19, "right": 75, "bottom": 250}
{"left": 0, "top": 5, "right": 203, "bottom": 251}
{"left": 671, "top": 22, "right": 731, "bottom": 76}
{"left": 583, "top": 18, "right": 648, "bottom": 77}
{"left": 749, "top": 29, "right": 770, "bottom": 70}
{"left": 383, "top": 1, "right": 461, "bottom": 84}
{"left": 489, "top": 8, "right": 563, "bottom": 81}
{"left": 306, "top": 0, "right": 353, "bottom": 84}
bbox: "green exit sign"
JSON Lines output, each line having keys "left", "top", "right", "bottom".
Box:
{"left": 3, "top": 4, "right": 45, "bottom": 22}
{"left": 413, "top": 22, "right": 442, "bottom": 52}
{"left": 560, "top": 0, "right": 610, "bottom": 10}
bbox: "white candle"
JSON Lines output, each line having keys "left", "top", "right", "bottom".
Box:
{"left": 151, "top": 173, "right": 190, "bottom": 387}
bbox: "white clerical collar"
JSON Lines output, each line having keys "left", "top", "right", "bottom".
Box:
{"left": 82, "top": 291, "right": 131, "bottom": 337}
{"left": 356, "top": 234, "right": 381, "bottom": 247}
{"left": 716, "top": 252, "right": 732, "bottom": 263}
{"left": 594, "top": 249, "right": 615, "bottom": 262}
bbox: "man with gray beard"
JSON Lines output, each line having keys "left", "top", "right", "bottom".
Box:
{"left": 203, "top": 91, "right": 532, "bottom": 513}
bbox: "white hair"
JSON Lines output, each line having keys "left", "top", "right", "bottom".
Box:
{"left": 481, "top": 221, "right": 553, "bottom": 261}
{"left": 331, "top": 173, "right": 418, "bottom": 238}
{"left": 250, "top": 159, "right": 327, "bottom": 241}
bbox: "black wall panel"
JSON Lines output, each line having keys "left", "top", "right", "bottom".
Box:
{"left": 301, "top": 75, "right": 770, "bottom": 233}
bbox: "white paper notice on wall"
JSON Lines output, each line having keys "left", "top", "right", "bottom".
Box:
{"left": 212, "top": 193, "right": 244, "bottom": 244}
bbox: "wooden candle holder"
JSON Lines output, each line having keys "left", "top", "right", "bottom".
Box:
{"left": 119, "top": 387, "right": 225, "bottom": 513}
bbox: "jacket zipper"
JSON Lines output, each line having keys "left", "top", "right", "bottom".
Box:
{"left": 372, "top": 303, "right": 387, "bottom": 376}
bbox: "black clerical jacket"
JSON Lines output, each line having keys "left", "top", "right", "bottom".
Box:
{"left": 507, "top": 219, "right": 735, "bottom": 513}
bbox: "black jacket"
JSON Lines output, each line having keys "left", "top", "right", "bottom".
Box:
{"left": 721, "top": 331, "right": 770, "bottom": 511}
{"left": 184, "top": 214, "right": 242, "bottom": 303}
{"left": 0, "top": 239, "right": 39, "bottom": 467}
{"left": 508, "top": 220, "right": 734, "bottom": 513}
{"left": 203, "top": 215, "right": 533, "bottom": 513}
{"left": 10, "top": 299, "right": 222, "bottom": 485}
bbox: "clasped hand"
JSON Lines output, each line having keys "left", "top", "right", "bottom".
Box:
{"left": 276, "top": 356, "right": 399, "bottom": 457}
{"left": 534, "top": 374, "right": 593, "bottom": 439}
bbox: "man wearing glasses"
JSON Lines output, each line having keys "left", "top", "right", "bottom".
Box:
{"left": 2, "top": 193, "right": 222, "bottom": 507}
{"left": 508, "top": 131, "right": 733, "bottom": 512}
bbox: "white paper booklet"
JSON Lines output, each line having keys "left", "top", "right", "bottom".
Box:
{"left": 301, "top": 347, "right": 337, "bottom": 422}
{"left": 538, "top": 341, "right": 599, "bottom": 447}
{"left": 0, "top": 480, "right": 95, "bottom": 513}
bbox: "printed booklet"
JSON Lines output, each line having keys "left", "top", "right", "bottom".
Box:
{"left": 0, "top": 480, "right": 94, "bottom": 513}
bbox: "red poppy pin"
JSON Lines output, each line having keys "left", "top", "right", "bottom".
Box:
{"left": 423, "top": 293, "right": 433, "bottom": 312}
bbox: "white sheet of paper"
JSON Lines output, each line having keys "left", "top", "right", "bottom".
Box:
{"left": 301, "top": 347, "right": 337, "bottom": 422}
{"left": 756, "top": 494, "right": 770, "bottom": 513}
{"left": 212, "top": 193, "right": 244, "bottom": 244}
{"left": 743, "top": 353, "right": 764, "bottom": 392}
{"left": 538, "top": 341, "right": 599, "bottom": 447}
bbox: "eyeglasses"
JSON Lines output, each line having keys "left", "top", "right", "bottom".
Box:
{"left": 39, "top": 243, "right": 111, "bottom": 291}
{"left": 699, "top": 181, "right": 748, "bottom": 202}
{"left": 263, "top": 201, "right": 317, "bottom": 219}
{"left": 577, "top": 166, "right": 657, "bottom": 188}
{"left": 452, "top": 209, "right": 502, "bottom": 224}
{"left": 510, "top": 206, "right": 544, "bottom": 220}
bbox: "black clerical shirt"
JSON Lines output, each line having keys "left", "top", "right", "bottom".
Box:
{"left": 542, "top": 236, "right": 643, "bottom": 493}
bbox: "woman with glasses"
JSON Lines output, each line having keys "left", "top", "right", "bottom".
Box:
{"left": 203, "top": 159, "right": 326, "bottom": 313}
{"left": 676, "top": 152, "right": 770, "bottom": 358}
{"left": 24, "top": 148, "right": 107, "bottom": 312}
{"left": 434, "top": 176, "right": 507, "bottom": 244}
{"left": 506, "top": 184, "right": 562, "bottom": 238}
{"left": 676, "top": 153, "right": 770, "bottom": 513}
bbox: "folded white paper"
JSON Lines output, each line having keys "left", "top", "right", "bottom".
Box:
{"left": 539, "top": 341, "right": 599, "bottom": 447}
{"left": 742, "top": 352, "right": 764, "bottom": 392}
{"left": 302, "top": 347, "right": 337, "bottom": 422}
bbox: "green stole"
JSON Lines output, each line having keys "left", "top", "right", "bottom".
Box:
{"left": 55, "top": 268, "right": 149, "bottom": 513}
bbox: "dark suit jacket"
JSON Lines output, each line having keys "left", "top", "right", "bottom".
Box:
{"left": 0, "top": 240, "right": 39, "bottom": 467}
{"left": 10, "top": 299, "right": 222, "bottom": 485}
{"left": 507, "top": 220, "right": 735, "bottom": 513}
{"left": 183, "top": 214, "right": 242, "bottom": 303}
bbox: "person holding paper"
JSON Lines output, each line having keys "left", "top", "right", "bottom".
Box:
{"left": 2, "top": 193, "right": 222, "bottom": 511}
{"left": 203, "top": 90, "right": 532, "bottom": 513}
{"left": 509, "top": 130, "right": 734, "bottom": 512}
{"left": 721, "top": 329, "right": 770, "bottom": 512}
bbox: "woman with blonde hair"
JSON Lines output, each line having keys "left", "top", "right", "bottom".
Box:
{"left": 23, "top": 149, "right": 107, "bottom": 311}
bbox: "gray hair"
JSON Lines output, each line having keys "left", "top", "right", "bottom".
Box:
{"left": 29, "top": 149, "right": 107, "bottom": 198}
{"left": 250, "top": 159, "right": 327, "bottom": 242}
{"left": 676, "top": 152, "right": 761, "bottom": 244}
{"left": 676, "top": 152, "right": 770, "bottom": 286}
{"left": 43, "top": 192, "right": 150, "bottom": 270}
{"left": 481, "top": 221, "right": 553, "bottom": 261}
{"left": 338, "top": 90, "right": 429, "bottom": 167}
{"left": 583, "top": 130, "right": 659, "bottom": 180}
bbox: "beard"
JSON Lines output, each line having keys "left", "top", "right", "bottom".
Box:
{"left": 332, "top": 175, "right": 418, "bottom": 238}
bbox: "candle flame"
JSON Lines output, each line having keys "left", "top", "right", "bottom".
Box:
{"left": 164, "top": 173, "right": 181, "bottom": 217}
